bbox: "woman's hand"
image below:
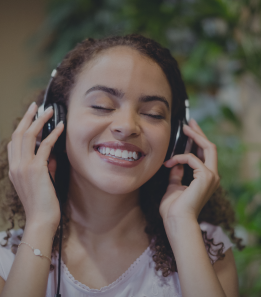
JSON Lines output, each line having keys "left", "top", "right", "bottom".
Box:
{"left": 7, "top": 102, "right": 64, "bottom": 232}
{"left": 159, "top": 119, "right": 220, "bottom": 224}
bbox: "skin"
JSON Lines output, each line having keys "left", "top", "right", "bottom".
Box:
{"left": 0, "top": 46, "right": 239, "bottom": 297}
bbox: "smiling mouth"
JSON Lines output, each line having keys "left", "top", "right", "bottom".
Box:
{"left": 94, "top": 146, "right": 143, "bottom": 162}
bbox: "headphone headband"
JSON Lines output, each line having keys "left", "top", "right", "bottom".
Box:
{"left": 43, "top": 69, "right": 57, "bottom": 107}
{"left": 169, "top": 98, "right": 190, "bottom": 158}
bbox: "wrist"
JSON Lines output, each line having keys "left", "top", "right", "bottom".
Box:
{"left": 163, "top": 215, "right": 199, "bottom": 238}
{"left": 25, "top": 217, "right": 59, "bottom": 238}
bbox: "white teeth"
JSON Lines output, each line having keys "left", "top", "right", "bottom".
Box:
{"left": 133, "top": 152, "right": 138, "bottom": 160}
{"left": 98, "top": 147, "right": 106, "bottom": 154}
{"left": 115, "top": 149, "right": 122, "bottom": 157}
{"left": 97, "top": 146, "right": 141, "bottom": 161}
{"left": 122, "top": 150, "right": 128, "bottom": 158}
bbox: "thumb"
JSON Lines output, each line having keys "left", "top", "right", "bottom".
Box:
{"left": 47, "top": 154, "right": 57, "bottom": 181}
{"left": 168, "top": 164, "right": 184, "bottom": 186}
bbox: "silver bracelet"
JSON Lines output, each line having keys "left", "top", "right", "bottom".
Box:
{"left": 18, "top": 241, "right": 52, "bottom": 263}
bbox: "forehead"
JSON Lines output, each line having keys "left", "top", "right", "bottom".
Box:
{"left": 72, "top": 46, "right": 172, "bottom": 106}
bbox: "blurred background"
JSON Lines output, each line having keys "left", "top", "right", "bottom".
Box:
{"left": 0, "top": 0, "right": 260, "bottom": 295}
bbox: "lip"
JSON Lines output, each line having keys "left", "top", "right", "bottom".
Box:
{"left": 93, "top": 141, "right": 146, "bottom": 155}
{"left": 95, "top": 151, "right": 145, "bottom": 168}
{"left": 93, "top": 141, "right": 146, "bottom": 168}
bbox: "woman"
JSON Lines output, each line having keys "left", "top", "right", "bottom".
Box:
{"left": 0, "top": 35, "right": 242, "bottom": 297}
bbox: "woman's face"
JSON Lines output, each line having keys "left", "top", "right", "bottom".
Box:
{"left": 66, "top": 46, "right": 172, "bottom": 194}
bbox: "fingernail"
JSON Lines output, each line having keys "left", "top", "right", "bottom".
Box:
{"left": 190, "top": 118, "right": 197, "bottom": 124}
{"left": 28, "top": 102, "right": 36, "bottom": 111}
{"left": 56, "top": 121, "right": 63, "bottom": 127}
{"left": 44, "top": 106, "right": 53, "bottom": 113}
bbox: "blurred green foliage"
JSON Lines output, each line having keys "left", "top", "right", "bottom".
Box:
{"left": 200, "top": 112, "right": 261, "bottom": 297}
{"left": 32, "top": 0, "right": 261, "bottom": 295}
{"left": 232, "top": 175, "right": 261, "bottom": 296}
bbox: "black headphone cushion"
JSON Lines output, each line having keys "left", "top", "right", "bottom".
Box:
{"left": 41, "top": 103, "right": 67, "bottom": 153}
{"left": 54, "top": 103, "right": 66, "bottom": 153}
{"left": 56, "top": 103, "right": 67, "bottom": 124}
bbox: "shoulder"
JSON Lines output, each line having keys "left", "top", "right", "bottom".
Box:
{"left": 199, "top": 222, "right": 233, "bottom": 263}
{"left": 0, "top": 229, "right": 23, "bottom": 281}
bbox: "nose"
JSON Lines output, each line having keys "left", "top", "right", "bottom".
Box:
{"left": 110, "top": 108, "right": 141, "bottom": 140}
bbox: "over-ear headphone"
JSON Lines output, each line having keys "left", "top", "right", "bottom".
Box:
{"left": 35, "top": 69, "right": 67, "bottom": 153}
{"left": 169, "top": 99, "right": 192, "bottom": 158}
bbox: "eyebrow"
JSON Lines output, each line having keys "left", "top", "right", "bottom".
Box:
{"left": 139, "top": 95, "right": 169, "bottom": 110}
{"left": 85, "top": 85, "right": 124, "bottom": 98}
{"left": 85, "top": 85, "right": 170, "bottom": 110}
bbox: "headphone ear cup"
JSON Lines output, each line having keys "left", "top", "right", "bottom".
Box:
{"left": 41, "top": 103, "right": 55, "bottom": 141}
{"left": 164, "top": 119, "right": 179, "bottom": 161}
{"left": 41, "top": 103, "right": 67, "bottom": 153}
{"left": 173, "top": 121, "right": 188, "bottom": 155}
{"left": 53, "top": 103, "right": 67, "bottom": 153}
{"left": 165, "top": 120, "right": 188, "bottom": 161}
{"left": 57, "top": 103, "right": 66, "bottom": 123}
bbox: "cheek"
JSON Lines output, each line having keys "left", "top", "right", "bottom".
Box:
{"left": 134, "top": 125, "right": 170, "bottom": 188}
{"left": 149, "top": 125, "right": 171, "bottom": 160}
{"left": 65, "top": 111, "right": 107, "bottom": 152}
{"left": 140, "top": 123, "right": 171, "bottom": 180}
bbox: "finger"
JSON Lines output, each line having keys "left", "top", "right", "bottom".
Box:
{"left": 7, "top": 141, "right": 14, "bottom": 183}
{"left": 169, "top": 164, "right": 184, "bottom": 185}
{"left": 21, "top": 106, "right": 54, "bottom": 162}
{"left": 11, "top": 102, "right": 38, "bottom": 164}
{"left": 189, "top": 119, "right": 207, "bottom": 139}
{"left": 7, "top": 141, "right": 12, "bottom": 164}
{"left": 183, "top": 125, "right": 218, "bottom": 173}
{"left": 196, "top": 146, "right": 205, "bottom": 162}
{"left": 164, "top": 153, "right": 205, "bottom": 172}
{"left": 35, "top": 121, "right": 64, "bottom": 162}
{"left": 188, "top": 119, "right": 206, "bottom": 162}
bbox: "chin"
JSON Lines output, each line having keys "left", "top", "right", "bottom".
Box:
{"left": 91, "top": 176, "right": 144, "bottom": 195}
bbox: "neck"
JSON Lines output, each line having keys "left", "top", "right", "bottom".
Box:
{"left": 66, "top": 171, "right": 147, "bottom": 249}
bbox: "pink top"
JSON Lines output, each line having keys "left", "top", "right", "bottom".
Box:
{"left": 0, "top": 222, "right": 233, "bottom": 297}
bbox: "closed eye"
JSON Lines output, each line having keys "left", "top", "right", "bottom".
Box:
{"left": 92, "top": 106, "right": 164, "bottom": 119}
{"left": 143, "top": 114, "right": 165, "bottom": 120}
{"left": 91, "top": 105, "right": 114, "bottom": 111}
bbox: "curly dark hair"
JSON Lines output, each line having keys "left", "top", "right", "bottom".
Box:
{"left": 0, "top": 34, "right": 244, "bottom": 276}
